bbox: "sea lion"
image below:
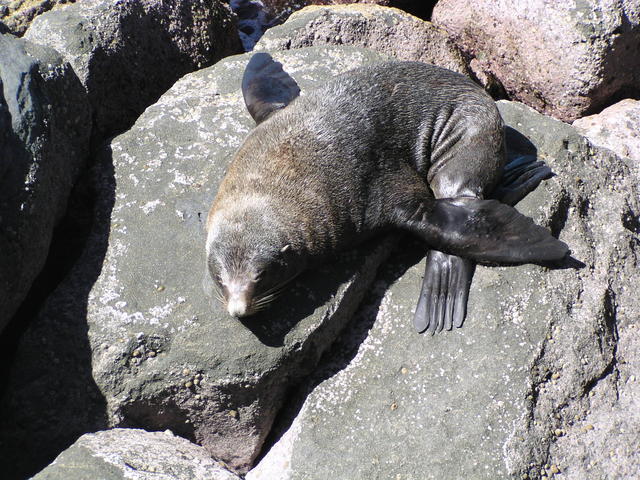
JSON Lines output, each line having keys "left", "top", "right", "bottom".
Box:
{"left": 205, "top": 53, "right": 568, "bottom": 333}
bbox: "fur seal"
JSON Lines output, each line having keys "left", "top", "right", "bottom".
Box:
{"left": 205, "top": 53, "right": 568, "bottom": 333}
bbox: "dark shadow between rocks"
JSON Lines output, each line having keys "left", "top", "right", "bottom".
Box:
{"left": 391, "top": 0, "right": 438, "bottom": 21}
{"left": 121, "top": 401, "right": 197, "bottom": 443}
{"left": 504, "top": 125, "right": 538, "bottom": 157}
{"left": 0, "top": 148, "right": 116, "bottom": 480}
{"left": 239, "top": 253, "right": 372, "bottom": 347}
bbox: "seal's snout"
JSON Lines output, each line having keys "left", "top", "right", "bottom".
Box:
{"left": 225, "top": 279, "right": 255, "bottom": 318}
{"left": 227, "top": 296, "right": 250, "bottom": 317}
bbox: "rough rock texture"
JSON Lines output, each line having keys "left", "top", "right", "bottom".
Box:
{"left": 248, "top": 101, "right": 640, "bottom": 479}
{"left": 573, "top": 98, "right": 640, "bottom": 161}
{"left": 24, "top": 0, "right": 242, "bottom": 142}
{"left": 255, "top": 4, "right": 468, "bottom": 75}
{"left": 0, "top": 33, "right": 90, "bottom": 334}
{"left": 432, "top": 0, "right": 640, "bottom": 122}
{"left": 231, "top": 1, "right": 437, "bottom": 51}
{"left": 0, "top": 0, "right": 76, "bottom": 36}
{"left": 259, "top": 0, "right": 435, "bottom": 24}
{"left": 0, "top": 46, "right": 393, "bottom": 478}
{"left": 32, "top": 429, "right": 242, "bottom": 480}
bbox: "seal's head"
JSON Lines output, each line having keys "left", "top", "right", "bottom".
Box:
{"left": 205, "top": 200, "right": 303, "bottom": 318}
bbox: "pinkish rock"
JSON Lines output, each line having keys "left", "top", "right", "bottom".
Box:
{"left": 255, "top": 4, "right": 469, "bottom": 75}
{"left": 573, "top": 99, "right": 640, "bottom": 161}
{"left": 432, "top": 0, "right": 640, "bottom": 122}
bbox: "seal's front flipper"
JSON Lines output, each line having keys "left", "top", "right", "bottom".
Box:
{"left": 401, "top": 197, "right": 569, "bottom": 264}
{"left": 242, "top": 53, "right": 301, "bottom": 124}
{"left": 492, "top": 155, "right": 553, "bottom": 207}
{"left": 414, "top": 252, "right": 475, "bottom": 334}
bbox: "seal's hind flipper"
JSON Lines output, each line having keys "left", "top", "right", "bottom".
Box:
{"left": 492, "top": 155, "right": 553, "bottom": 207}
{"left": 401, "top": 197, "right": 569, "bottom": 264}
{"left": 414, "top": 252, "right": 475, "bottom": 334}
{"left": 242, "top": 53, "right": 301, "bottom": 124}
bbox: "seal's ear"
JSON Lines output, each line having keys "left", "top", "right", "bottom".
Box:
{"left": 242, "top": 53, "right": 301, "bottom": 124}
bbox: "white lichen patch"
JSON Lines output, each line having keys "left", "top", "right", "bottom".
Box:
{"left": 170, "top": 170, "right": 194, "bottom": 186}
{"left": 140, "top": 199, "right": 163, "bottom": 214}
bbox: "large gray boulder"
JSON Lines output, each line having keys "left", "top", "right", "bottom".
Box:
{"left": 248, "top": 101, "right": 640, "bottom": 479}
{"left": 0, "top": 33, "right": 90, "bottom": 334}
{"left": 432, "top": 0, "right": 640, "bottom": 122}
{"left": 255, "top": 4, "right": 469, "bottom": 75}
{"left": 32, "top": 429, "right": 241, "bottom": 480}
{"left": 0, "top": 46, "right": 393, "bottom": 478}
{"left": 24, "top": 0, "right": 242, "bottom": 142}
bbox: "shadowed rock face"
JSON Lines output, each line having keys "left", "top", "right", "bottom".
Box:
{"left": 247, "top": 101, "right": 640, "bottom": 480}
{"left": 432, "top": 0, "right": 640, "bottom": 122}
{"left": 23, "top": 0, "right": 242, "bottom": 143}
{"left": 0, "top": 33, "right": 90, "bottom": 335}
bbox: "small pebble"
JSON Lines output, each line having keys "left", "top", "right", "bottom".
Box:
{"left": 584, "top": 424, "right": 594, "bottom": 431}
{"left": 550, "top": 465, "right": 560, "bottom": 474}
{"left": 193, "top": 379, "right": 200, "bottom": 386}
{"left": 400, "top": 367, "right": 408, "bottom": 375}
{"left": 182, "top": 368, "right": 191, "bottom": 376}
{"left": 132, "top": 349, "right": 141, "bottom": 357}
{"left": 156, "top": 285, "right": 165, "bottom": 292}
{"left": 551, "top": 372, "right": 561, "bottom": 380}
{"left": 229, "top": 410, "right": 238, "bottom": 418}
{"left": 554, "top": 428, "right": 564, "bottom": 436}
{"left": 148, "top": 351, "right": 156, "bottom": 358}
{"left": 185, "top": 381, "right": 193, "bottom": 388}
{"left": 390, "top": 402, "right": 398, "bottom": 411}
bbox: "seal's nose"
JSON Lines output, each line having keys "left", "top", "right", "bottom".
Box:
{"left": 225, "top": 279, "right": 254, "bottom": 318}
{"left": 227, "top": 296, "right": 249, "bottom": 317}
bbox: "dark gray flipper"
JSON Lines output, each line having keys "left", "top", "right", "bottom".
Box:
{"left": 242, "top": 53, "right": 301, "bottom": 124}
{"left": 492, "top": 155, "right": 553, "bottom": 206}
{"left": 414, "top": 252, "right": 475, "bottom": 334}
{"left": 410, "top": 197, "right": 568, "bottom": 263}
{"left": 413, "top": 156, "right": 559, "bottom": 334}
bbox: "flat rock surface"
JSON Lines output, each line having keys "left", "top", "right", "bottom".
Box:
{"left": 32, "top": 429, "right": 241, "bottom": 480}
{"left": 0, "top": 46, "right": 393, "bottom": 478}
{"left": 573, "top": 98, "right": 640, "bottom": 161}
{"left": 255, "top": 4, "right": 468, "bottom": 75}
{"left": 249, "top": 101, "right": 640, "bottom": 479}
